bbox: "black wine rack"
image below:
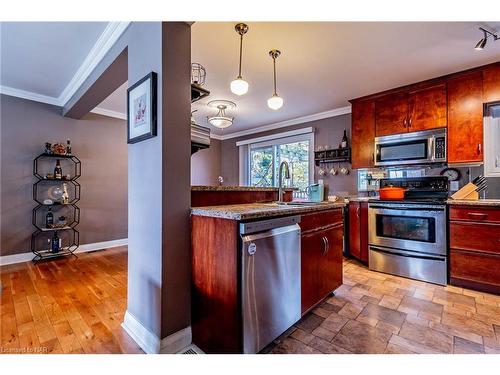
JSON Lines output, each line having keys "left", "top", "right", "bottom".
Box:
{"left": 31, "top": 153, "right": 81, "bottom": 261}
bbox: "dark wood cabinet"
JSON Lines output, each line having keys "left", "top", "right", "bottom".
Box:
{"left": 408, "top": 83, "right": 447, "bottom": 132}
{"left": 300, "top": 209, "right": 344, "bottom": 314}
{"left": 351, "top": 100, "right": 375, "bottom": 169}
{"left": 447, "top": 71, "right": 484, "bottom": 164}
{"left": 483, "top": 63, "right": 500, "bottom": 103}
{"left": 449, "top": 205, "right": 500, "bottom": 295}
{"left": 348, "top": 201, "right": 368, "bottom": 264}
{"left": 375, "top": 92, "right": 409, "bottom": 136}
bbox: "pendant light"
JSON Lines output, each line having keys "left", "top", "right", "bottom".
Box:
{"left": 207, "top": 100, "right": 236, "bottom": 129}
{"left": 267, "top": 49, "right": 283, "bottom": 110}
{"left": 230, "top": 23, "right": 249, "bottom": 96}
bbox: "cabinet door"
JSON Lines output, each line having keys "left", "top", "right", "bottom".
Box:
{"left": 318, "top": 224, "right": 343, "bottom": 298}
{"left": 359, "top": 202, "right": 369, "bottom": 263}
{"left": 348, "top": 202, "right": 361, "bottom": 259}
{"left": 447, "top": 72, "right": 484, "bottom": 163}
{"left": 375, "top": 92, "right": 409, "bottom": 136}
{"left": 351, "top": 100, "right": 375, "bottom": 169}
{"left": 483, "top": 64, "right": 500, "bottom": 103}
{"left": 301, "top": 232, "right": 320, "bottom": 314}
{"left": 408, "top": 83, "right": 447, "bottom": 131}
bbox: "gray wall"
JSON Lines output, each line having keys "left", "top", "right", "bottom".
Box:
{"left": 221, "top": 114, "right": 357, "bottom": 195}
{"left": 191, "top": 139, "right": 222, "bottom": 186}
{"left": 0, "top": 94, "right": 128, "bottom": 256}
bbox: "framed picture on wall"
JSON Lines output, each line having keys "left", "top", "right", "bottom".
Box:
{"left": 127, "top": 72, "right": 157, "bottom": 144}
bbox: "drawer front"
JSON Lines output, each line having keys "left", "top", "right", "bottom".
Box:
{"left": 300, "top": 208, "right": 343, "bottom": 233}
{"left": 450, "top": 249, "right": 500, "bottom": 293}
{"left": 450, "top": 222, "right": 500, "bottom": 255}
{"left": 450, "top": 206, "right": 500, "bottom": 223}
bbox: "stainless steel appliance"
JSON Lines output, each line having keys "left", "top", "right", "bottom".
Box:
{"left": 240, "top": 215, "right": 301, "bottom": 354}
{"left": 374, "top": 129, "right": 446, "bottom": 167}
{"left": 368, "top": 176, "right": 449, "bottom": 285}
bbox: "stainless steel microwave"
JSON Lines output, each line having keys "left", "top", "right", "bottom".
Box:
{"left": 374, "top": 129, "right": 446, "bottom": 167}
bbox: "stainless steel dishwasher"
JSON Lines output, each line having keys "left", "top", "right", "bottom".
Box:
{"left": 240, "top": 215, "right": 301, "bottom": 354}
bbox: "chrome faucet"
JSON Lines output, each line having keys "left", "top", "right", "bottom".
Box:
{"left": 278, "top": 161, "right": 290, "bottom": 203}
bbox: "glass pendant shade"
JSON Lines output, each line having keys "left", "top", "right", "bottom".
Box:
{"left": 267, "top": 94, "right": 283, "bottom": 110}
{"left": 230, "top": 77, "right": 249, "bottom": 95}
{"left": 208, "top": 116, "right": 233, "bottom": 129}
{"left": 207, "top": 102, "right": 235, "bottom": 129}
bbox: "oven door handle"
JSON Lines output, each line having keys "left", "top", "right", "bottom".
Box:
{"left": 370, "top": 246, "right": 446, "bottom": 261}
{"left": 369, "top": 205, "right": 445, "bottom": 211}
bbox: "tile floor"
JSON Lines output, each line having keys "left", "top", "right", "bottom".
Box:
{"left": 269, "top": 259, "right": 500, "bottom": 354}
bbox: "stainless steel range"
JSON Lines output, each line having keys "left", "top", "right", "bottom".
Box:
{"left": 368, "top": 176, "right": 449, "bottom": 285}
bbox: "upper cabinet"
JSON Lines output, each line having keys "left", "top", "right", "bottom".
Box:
{"left": 408, "top": 83, "right": 447, "bottom": 132}
{"left": 375, "top": 84, "right": 447, "bottom": 137}
{"left": 483, "top": 63, "right": 500, "bottom": 103}
{"left": 447, "top": 71, "right": 484, "bottom": 164}
{"left": 351, "top": 100, "right": 375, "bottom": 169}
{"left": 375, "top": 92, "right": 409, "bottom": 136}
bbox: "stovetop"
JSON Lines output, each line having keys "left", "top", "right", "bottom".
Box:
{"left": 369, "top": 198, "right": 447, "bottom": 205}
{"left": 378, "top": 176, "right": 450, "bottom": 203}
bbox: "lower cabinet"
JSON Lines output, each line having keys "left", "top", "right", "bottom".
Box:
{"left": 348, "top": 201, "right": 369, "bottom": 263}
{"left": 449, "top": 205, "right": 500, "bottom": 295}
{"left": 301, "top": 209, "right": 344, "bottom": 314}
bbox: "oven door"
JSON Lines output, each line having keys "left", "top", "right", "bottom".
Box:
{"left": 368, "top": 203, "right": 446, "bottom": 255}
{"left": 375, "top": 133, "right": 431, "bottom": 167}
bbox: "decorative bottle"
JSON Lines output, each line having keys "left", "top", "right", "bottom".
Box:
{"left": 45, "top": 207, "right": 54, "bottom": 228}
{"left": 341, "top": 129, "right": 348, "bottom": 148}
{"left": 51, "top": 232, "right": 60, "bottom": 253}
{"left": 66, "top": 139, "right": 72, "bottom": 155}
{"left": 54, "top": 160, "right": 63, "bottom": 180}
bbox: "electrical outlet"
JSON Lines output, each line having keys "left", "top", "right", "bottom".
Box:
{"left": 450, "top": 181, "right": 459, "bottom": 191}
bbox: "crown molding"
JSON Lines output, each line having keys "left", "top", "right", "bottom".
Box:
{"left": 90, "top": 107, "right": 127, "bottom": 120}
{"left": 217, "top": 106, "right": 352, "bottom": 140}
{"left": 59, "top": 22, "right": 131, "bottom": 106}
{"left": 0, "top": 85, "right": 60, "bottom": 106}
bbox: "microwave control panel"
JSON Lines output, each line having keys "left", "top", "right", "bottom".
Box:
{"left": 435, "top": 137, "right": 446, "bottom": 159}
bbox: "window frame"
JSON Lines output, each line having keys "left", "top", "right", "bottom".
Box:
{"left": 246, "top": 132, "right": 315, "bottom": 188}
{"left": 484, "top": 103, "right": 500, "bottom": 177}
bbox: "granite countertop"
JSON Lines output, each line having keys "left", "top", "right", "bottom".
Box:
{"left": 447, "top": 199, "right": 500, "bottom": 207}
{"left": 191, "top": 185, "right": 296, "bottom": 192}
{"left": 191, "top": 201, "right": 346, "bottom": 220}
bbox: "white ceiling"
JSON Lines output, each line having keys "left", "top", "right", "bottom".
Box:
{"left": 0, "top": 22, "right": 107, "bottom": 97}
{"left": 1, "top": 22, "right": 500, "bottom": 137}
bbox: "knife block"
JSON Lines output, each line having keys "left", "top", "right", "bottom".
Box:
{"left": 451, "top": 182, "right": 480, "bottom": 200}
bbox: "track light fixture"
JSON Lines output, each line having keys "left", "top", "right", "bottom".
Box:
{"left": 475, "top": 27, "right": 499, "bottom": 51}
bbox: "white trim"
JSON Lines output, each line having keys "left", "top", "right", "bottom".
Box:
{"left": 59, "top": 22, "right": 131, "bottom": 106}
{"left": 209, "top": 133, "right": 224, "bottom": 140}
{"left": 0, "top": 238, "right": 128, "bottom": 266}
{"left": 160, "top": 327, "right": 192, "bottom": 354}
{"left": 91, "top": 107, "right": 127, "bottom": 120}
{"left": 122, "top": 311, "right": 160, "bottom": 354}
{"left": 0, "top": 22, "right": 130, "bottom": 110}
{"left": 236, "top": 127, "right": 314, "bottom": 147}
{"left": 484, "top": 115, "right": 500, "bottom": 177}
{"left": 0, "top": 85, "right": 60, "bottom": 106}
{"left": 221, "top": 106, "right": 351, "bottom": 140}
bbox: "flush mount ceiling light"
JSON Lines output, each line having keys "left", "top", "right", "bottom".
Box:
{"left": 230, "top": 23, "right": 249, "bottom": 96}
{"left": 475, "top": 27, "right": 499, "bottom": 50}
{"left": 267, "top": 49, "right": 284, "bottom": 110}
{"left": 207, "top": 100, "right": 236, "bottom": 129}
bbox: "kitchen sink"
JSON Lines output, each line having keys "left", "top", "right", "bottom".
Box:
{"left": 264, "top": 201, "right": 327, "bottom": 207}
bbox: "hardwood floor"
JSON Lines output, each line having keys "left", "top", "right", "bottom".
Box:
{"left": 269, "top": 259, "right": 500, "bottom": 354}
{"left": 2, "top": 248, "right": 500, "bottom": 354}
{"left": 0, "top": 247, "right": 142, "bottom": 354}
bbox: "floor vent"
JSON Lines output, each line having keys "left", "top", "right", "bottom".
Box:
{"left": 178, "top": 344, "right": 203, "bottom": 354}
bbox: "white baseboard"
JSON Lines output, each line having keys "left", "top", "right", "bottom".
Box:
{"left": 122, "top": 310, "right": 192, "bottom": 354}
{"left": 122, "top": 311, "right": 161, "bottom": 354}
{"left": 0, "top": 238, "right": 128, "bottom": 266}
{"left": 160, "top": 326, "right": 192, "bottom": 354}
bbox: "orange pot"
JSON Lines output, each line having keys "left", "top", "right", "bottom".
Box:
{"left": 379, "top": 186, "right": 406, "bottom": 200}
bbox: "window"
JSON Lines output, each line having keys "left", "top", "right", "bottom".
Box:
{"left": 243, "top": 130, "right": 314, "bottom": 194}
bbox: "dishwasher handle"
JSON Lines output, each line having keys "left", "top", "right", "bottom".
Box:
{"left": 240, "top": 215, "right": 301, "bottom": 235}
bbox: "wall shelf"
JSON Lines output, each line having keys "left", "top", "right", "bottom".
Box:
{"left": 314, "top": 147, "right": 351, "bottom": 166}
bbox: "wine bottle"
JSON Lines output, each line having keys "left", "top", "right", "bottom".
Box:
{"left": 45, "top": 207, "right": 54, "bottom": 228}
{"left": 341, "top": 129, "right": 348, "bottom": 148}
{"left": 54, "top": 159, "right": 63, "bottom": 180}
{"left": 66, "top": 139, "right": 72, "bottom": 155}
{"left": 51, "top": 232, "right": 60, "bottom": 253}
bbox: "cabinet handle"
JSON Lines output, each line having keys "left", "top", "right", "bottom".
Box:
{"left": 356, "top": 206, "right": 360, "bottom": 218}
{"left": 408, "top": 117, "right": 412, "bottom": 128}
{"left": 478, "top": 143, "right": 482, "bottom": 155}
{"left": 321, "top": 236, "right": 329, "bottom": 255}
{"left": 467, "top": 212, "right": 488, "bottom": 220}
{"left": 403, "top": 117, "right": 407, "bottom": 128}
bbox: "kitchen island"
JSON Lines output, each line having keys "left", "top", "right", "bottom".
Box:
{"left": 190, "top": 186, "right": 346, "bottom": 353}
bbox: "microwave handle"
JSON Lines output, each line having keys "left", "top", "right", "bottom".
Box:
{"left": 429, "top": 137, "right": 435, "bottom": 162}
